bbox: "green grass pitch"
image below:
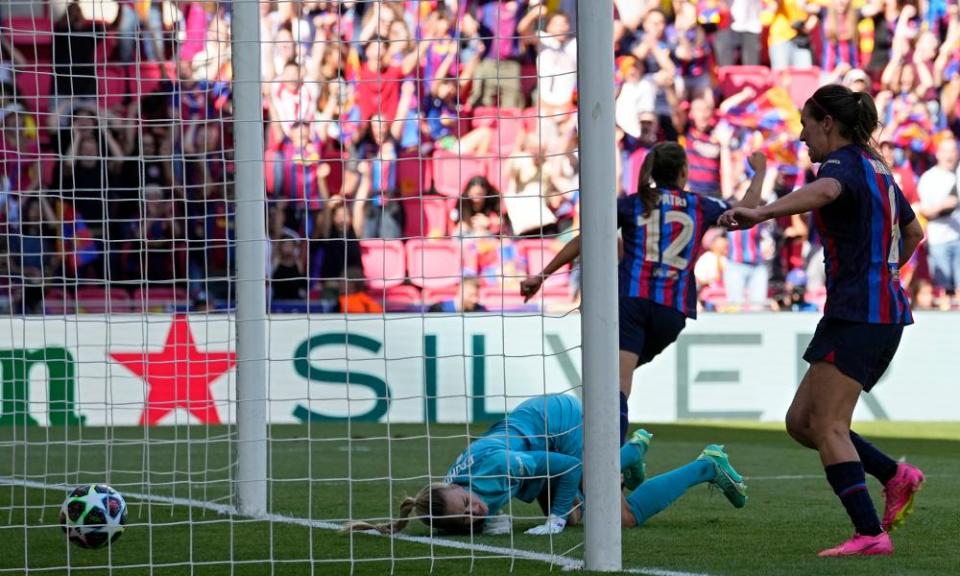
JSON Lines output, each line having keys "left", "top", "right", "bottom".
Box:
{"left": 1, "top": 422, "right": 958, "bottom": 575}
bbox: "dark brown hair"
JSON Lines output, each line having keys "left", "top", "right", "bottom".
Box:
{"left": 637, "top": 142, "right": 687, "bottom": 215}
{"left": 806, "top": 84, "right": 885, "bottom": 165}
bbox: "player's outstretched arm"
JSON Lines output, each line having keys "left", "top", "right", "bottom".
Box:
{"left": 520, "top": 236, "right": 581, "bottom": 301}
{"left": 522, "top": 451, "right": 583, "bottom": 535}
{"left": 720, "top": 178, "right": 842, "bottom": 230}
{"left": 730, "top": 152, "right": 767, "bottom": 209}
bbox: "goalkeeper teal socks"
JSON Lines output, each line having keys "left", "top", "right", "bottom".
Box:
{"left": 620, "top": 442, "right": 641, "bottom": 472}
{"left": 625, "top": 459, "right": 715, "bottom": 527}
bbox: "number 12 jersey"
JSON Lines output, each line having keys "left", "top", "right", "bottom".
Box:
{"left": 617, "top": 187, "right": 732, "bottom": 319}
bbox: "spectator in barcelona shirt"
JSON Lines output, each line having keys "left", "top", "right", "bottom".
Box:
{"left": 677, "top": 96, "right": 723, "bottom": 198}
{"left": 420, "top": 8, "right": 461, "bottom": 97}
{"left": 423, "top": 46, "right": 491, "bottom": 155}
{"left": 817, "top": 0, "right": 880, "bottom": 74}
{"left": 265, "top": 119, "right": 330, "bottom": 237}
{"left": 725, "top": 207, "right": 771, "bottom": 310}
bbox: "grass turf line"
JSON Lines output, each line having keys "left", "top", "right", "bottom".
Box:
{"left": 1, "top": 423, "right": 958, "bottom": 575}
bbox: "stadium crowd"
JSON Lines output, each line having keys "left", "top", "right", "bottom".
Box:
{"left": 2, "top": 0, "right": 960, "bottom": 314}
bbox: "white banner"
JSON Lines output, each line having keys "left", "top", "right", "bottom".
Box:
{"left": 0, "top": 313, "right": 956, "bottom": 426}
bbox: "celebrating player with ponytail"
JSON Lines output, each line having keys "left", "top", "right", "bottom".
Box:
{"left": 521, "top": 142, "right": 767, "bottom": 452}
{"left": 720, "top": 84, "right": 926, "bottom": 557}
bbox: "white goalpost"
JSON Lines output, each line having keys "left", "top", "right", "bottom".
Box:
{"left": 231, "top": 0, "right": 268, "bottom": 518}
{"left": 0, "top": 0, "right": 619, "bottom": 572}
{"left": 575, "top": 0, "right": 621, "bottom": 571}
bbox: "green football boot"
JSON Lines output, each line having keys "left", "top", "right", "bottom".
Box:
{"left": 698, "top": 444, "right": 748, "bottom": 508}
{"left": 622, "top": 429, "right": 653, "bottom": 491}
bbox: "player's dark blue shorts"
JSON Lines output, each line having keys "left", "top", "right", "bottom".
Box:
{"left": 803, "top": 318, "right": 904, "bottom": 392}
{"left": 619, "top": 297, "right": 687, "bottom": 367}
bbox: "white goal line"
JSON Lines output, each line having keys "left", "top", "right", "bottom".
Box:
{"left": 0, "top": 476, "right": 717, "bottom": 576}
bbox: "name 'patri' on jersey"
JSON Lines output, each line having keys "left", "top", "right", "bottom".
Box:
{"left": 617, "top": 187, "right": 731, "bottom": 318}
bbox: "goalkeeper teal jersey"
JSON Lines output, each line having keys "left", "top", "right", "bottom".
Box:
{"left": 443, "top": 395, "right": 584, "bottom": 518}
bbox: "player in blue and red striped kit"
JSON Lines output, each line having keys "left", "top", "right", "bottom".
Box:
{"left": 725, "top": 224, "right": 769, "bottom": 309}
{"left": 521, "top": 142, "right": 767, "bottom": 457}
{"left": 721, "top": 84, "right": 927, "bottom": 557}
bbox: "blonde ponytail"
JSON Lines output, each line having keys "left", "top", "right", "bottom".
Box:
{"left": 342, "top": 483, "right": 459, "bottom": 535}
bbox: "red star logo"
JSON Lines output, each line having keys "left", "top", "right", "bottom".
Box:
{"left": 111, "top": 315, "right": 236, "bottom": 425}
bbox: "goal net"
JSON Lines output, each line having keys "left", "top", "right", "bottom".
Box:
{"left": 0, "top": 0, "right": 587, "bottom": 572}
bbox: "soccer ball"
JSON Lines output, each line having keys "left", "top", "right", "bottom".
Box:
{"left": 59, "top": 484, "right": 128, "bottom": 549}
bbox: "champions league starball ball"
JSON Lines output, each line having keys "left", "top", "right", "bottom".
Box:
{"left": 59, "top": 484, "right": 128, "bottom": 549}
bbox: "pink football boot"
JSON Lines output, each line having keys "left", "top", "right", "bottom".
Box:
{"left": 882, "top": 462, "right": 925, "bottom": 532}
{"left": 818, "top": 532, "right": 894, "bottom": 558}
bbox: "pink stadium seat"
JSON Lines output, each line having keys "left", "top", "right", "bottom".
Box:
{"left": 406, "top": 239, "right": 463, "bottom": 288}
{"left": 523, "top": 106, "right": 573, "bottom": 133}
{"left": 485, "top": 156, "right": 517, "bottom": 201}
{"left": 321, "top": 149, "right": 346, "bottom": 196}
{"left": 97, "top": 64, "right": 129, "bottom": 108}
{"left": 360, "top": 239, "right": 406, "bottom": 289}
{"left": 423, "top": 285, "right": 461, "bottom": 306}
{"left": 43, "top": 289, "right": 76, "bottom": 315}
{"left": 421, "top": 196, "right": 454, "bottom": 238}
{"left": 135, "top": 61, "right": 175, "bottom": 96}
{"left": 490, "top": 110, "right": 525, "bottom": 155}
{"left": 3, "top": 18, "right": 53, "bottom": 47}
{"left": 469, "top": 105, "right": 506, "bottom": 128}
{"left": 432, "top": 151, "right": 487, "bottom": 197}
{"left": 132, "top": 286, "right": 189, "bottom": 312}
{"left": 15, "top": 64, "right": 53, "bottom": 113}
{"left": 368, "top": 285, "right": 422, "bottom": 311}
{"left": 479, "top": 286, "right": 528, "bottom": 311}
{"left": 394, "top": 153, "right": 429, "bottom": 198}
{"left": 518, "top": 239, "right": 570, "bottom": 294}
{"left": 400, "top": 197, "right": 425, "bottom": 239}
{"left": 75, "top": 287, "right": 136, "bottom": 314}
{"left": 717, "top": 65, "right": 772, "bottom": 98}
{"left": 399, "top": 195, "right": 451, "bottom": 239}
{"left": 40, "top": 155, "right": 56, "bottom": 187}
{"left": 774, "top": 67, "right": 822, "bottom": 109}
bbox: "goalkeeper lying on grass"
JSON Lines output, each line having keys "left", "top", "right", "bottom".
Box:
{"left": 344, "top": 394, "right": 747, "bottom": 536}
